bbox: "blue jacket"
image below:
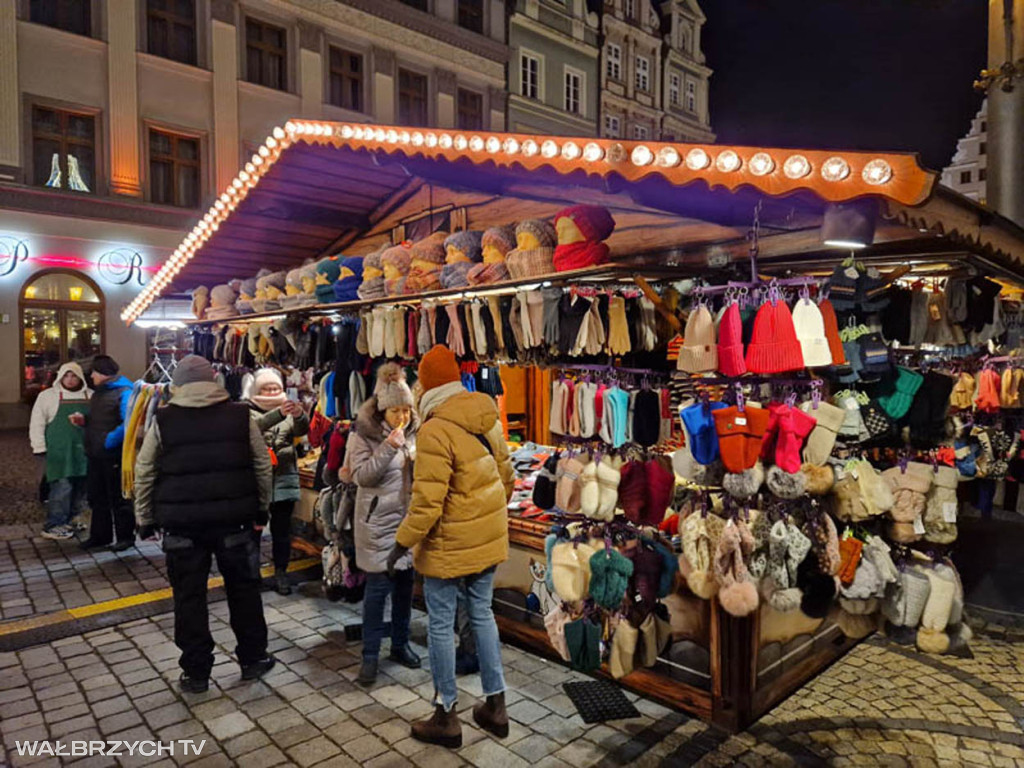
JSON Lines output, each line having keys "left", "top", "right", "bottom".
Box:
{"left": 84, "top": 375, "right": 133, "bottom": 456}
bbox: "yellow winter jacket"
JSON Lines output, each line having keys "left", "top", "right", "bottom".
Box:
{"left": 395, "top": 389, "right": 514, "bottom": 579}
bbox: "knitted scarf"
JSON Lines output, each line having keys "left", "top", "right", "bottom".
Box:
{"left": 251, "top": 392, "right": 287, "bottom": 412}
{"left": 358, "top": 276, "right": 386, "bottom": 300}
{"left": 467, "top": 261, "right": 509, "bottom": 285}
{"left": 419, "top": 381, "right": 465, "bottom": 420}
{"left": 553, "top": 241, "right": 610, "bottom": 272}
{"left": 440, "top": 262, "right": 473, "bottom": 289}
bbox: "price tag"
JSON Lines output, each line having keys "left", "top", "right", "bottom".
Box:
{"left": 942, "top": 502, "right": 958, "bottom": 523}
{"left": 844, "top": 267, "right": 859, "bottom": 280}
{"left": 482, "top": 369, "right": 489, "bottom": 380}
{"left": 735, "top": 417, "right": 747, "bottom": 426}
{"left": 913, "top": 515, "right": 926, "bottom": 535}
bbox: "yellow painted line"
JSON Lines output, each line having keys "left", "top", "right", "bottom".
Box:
{"left": 0, "top": 557, "right": 319, "bottom": 634}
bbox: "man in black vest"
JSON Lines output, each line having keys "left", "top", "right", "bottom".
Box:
{"left": 75, "top": 355, "right": 136, "bottom": 550}
{"left": 134, "top": 355, "right": 276, "bottom": 693}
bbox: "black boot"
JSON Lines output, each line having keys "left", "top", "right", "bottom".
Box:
{"left": 179, "top": 673, "right": 209, "bottom": 694}
{"left": 241, "top": 656, "right": 276, "bottom": 681}
{"left": 356, "top": 657, "right": 378, "bottom": 686}
{"left": 389, "top": 644, "right": 421, "bottom": 669}
{"left": 274, "top": 567, "right": 292, "bottom": 595}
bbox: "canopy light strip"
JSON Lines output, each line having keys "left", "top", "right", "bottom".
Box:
{"left": 122, "top": 121, "right": 936, "bottom": 324}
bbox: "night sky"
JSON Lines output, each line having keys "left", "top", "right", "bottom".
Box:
{"left": 700, "top": 0, "right": 988, "bottom": 171}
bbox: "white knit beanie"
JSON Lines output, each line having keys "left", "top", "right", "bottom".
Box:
{"left": 253, "top": 368, "right": 283, "bottom": 393}
{"left": 373, "top": 362, "right": 413, "bottom": 410}
{"left": 791, "top": 299, "right": 833, "bottom": 367}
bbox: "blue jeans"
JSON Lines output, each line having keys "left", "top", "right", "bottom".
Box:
{"left": 423, "top": 567, "right": 505, "bottom": 711}
{"left": 362, "top": 569, "right": 413, "bottom": 660}
{"left": 45, "top": 477, "right": 86, "bottom": 531}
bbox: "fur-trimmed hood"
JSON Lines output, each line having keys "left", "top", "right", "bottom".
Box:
{"left": 354, "top": 395, "right": 420, "bottom": 442}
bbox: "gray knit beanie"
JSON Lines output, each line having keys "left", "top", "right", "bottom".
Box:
{"left": 173, "top": 355, "right": 215, "bottom": 387}
{"left": 374, "top": 362, "right": 413, "bottom": 410}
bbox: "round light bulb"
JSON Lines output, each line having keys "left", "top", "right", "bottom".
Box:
{"left": 275, "top": 127, "right": 287, "bottom": 139}
{"left": 583, "top": 143, "right": 604, "bottom": 162}
{"left": 439, "top": 134, "right": 453, "bottom": 149}
{"left": 469, "top": 135, "right": 484, "bottom": 152}
{"left": 503, "top": 138, "right": 520, "bottom": 155}
{"left": 715, "top": 150, "right": 741, "bottom": 172}
{"left": 411, "top": 131, "right": 424, "bottom": 146}
{"left": 821, "top": 156, "right": 850, "bottom": 182}
{"left": 631, "top": 145, "right": 654, "bottom": 166}
{"left": 561, "top": 141, "right": 581, "bottom": 160}
{"left": 454, "top": 135, "right": 468, "bottom": 150}
{"left": 340, "top": 125, "right": 354, "bottom": 139}
{"left": 783, "top": 155, "right": 810, "bottom": 179}
{"left": 749, "top": 152, "right": 775, "bottom": 176}
{"left": 259, "top": 145, "right": 271, "bottom": 158}
{"left": 541, "top": 140, "right": 559, "bottom": 158}
{"left": 399, "top": 130, "right": 410, "bottom": 144}
{"left": 425, "top": 133, "right": 438, "bottom": 147}
{"left": 656, "top": 147, "right": 680, "bottom": 168}
{"left": 862, "top": 158, "right": 892, "bottom": 185}
{"left": 685, "top": 148, "right": 710, "bottom": 170}
{"left": 521, "top": 139, "right": 539, "bottom": 157}
{"left": 486, "top": 136, "right": 501, "bottom": 154}
{"left": 374, "top": 128, "right": 386, "bottom": 142}
{"left": 385, "top": 129, "right": 398, "bottom": 144}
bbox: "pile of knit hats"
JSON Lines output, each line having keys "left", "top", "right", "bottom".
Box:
{"left": 882, "top": 556, "right": 971, "bottom": 654}
{"left": 826, "top": 262, "right": 891, "bottom": 314}
{"left": 440, "top": 230, "right": 484, "bottom": 289}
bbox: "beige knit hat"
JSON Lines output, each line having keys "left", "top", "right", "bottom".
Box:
{"left": 373, "top": 362, "right": 413, "bottom": 410}
{"left": 791, "top": 298, "right": 833, "bottom": 367}
{"left": 677, "top": 305, "right": 718, "bottom": 373}
{"left": 799, "top": 400, "right": 847, "bottom": 465}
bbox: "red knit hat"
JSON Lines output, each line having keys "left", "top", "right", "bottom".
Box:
{"left": 717, "top": 302, "right": 747, "bottom": 377}
{"left": 418, "top": 344, "right": 460, "bottom": 392}
{"left": 618, "top": 460, "right": 648, "bottom": 524}
{"left": 818, "top": 299, "right": 846, "bottom": 365}
{"left": 745, "top": 301, "right": 805, "bottom": 374}
{"left": 554, "top": 205, "right": 616, "bottom": 242}
{"left": 644, "top": 456, "right": 676, "bottom": 526}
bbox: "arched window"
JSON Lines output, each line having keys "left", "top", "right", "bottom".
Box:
{"left": 20, "top": 270, "right": 104, "bottom": 402}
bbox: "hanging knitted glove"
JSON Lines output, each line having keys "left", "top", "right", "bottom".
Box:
{"left": 607, "top": 295, "right": 631, "bottom": 355}
{"left": 488, "top": 296, "right": 505, "bottom": 353}
{"left": 445, "top": 304, "right": 465, "bottom": 357}
{"left": 584, "top": 300, "right": 606, "bottom": 356}
{"left": 517, "top": 292, "right": 536, "bottom": 348}
{"left": 639, "top": 297, "right": 658, "bottom": 351}
{"left": 542, "top": 287, "right": 561, "bottom": 349}
{"left": 471, "top": 302, "right": 488, "bottom": 357}
{"left": 356, "top": 312, "right": 370, "bottom": 356}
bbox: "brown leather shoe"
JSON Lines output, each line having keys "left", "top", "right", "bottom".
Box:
{"left": 473, "top": 693, "right": 509, "bottom": 738}
{"left": 411, "top": 704, "right": 462, "bottom": 748}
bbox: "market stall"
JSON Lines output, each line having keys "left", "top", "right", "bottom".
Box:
{"left": 122, "top": 121, "right": 1024, "bottom": 730}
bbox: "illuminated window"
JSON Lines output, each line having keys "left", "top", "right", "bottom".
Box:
{"left": 31, "top": 106, "right": 95, "bottom": 193}
{"left": 20, "top": 271, "right": 104, "bottom": 402}
{"left": 246, "top": 18, "right": 287, "bottom": 91}
{"left": 149, "top": 129, "right": 200, "bottom": 208}
{"left": 147, "top": 0, "right": 196, "bottom": 65}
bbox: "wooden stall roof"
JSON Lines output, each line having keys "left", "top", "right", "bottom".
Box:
{"left": 124, "top": 120, "right": 948, "bottom": 323}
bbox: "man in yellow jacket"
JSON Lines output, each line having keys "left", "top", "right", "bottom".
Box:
{"left": 389, "top": 345, "right": 514, "bottom": 749}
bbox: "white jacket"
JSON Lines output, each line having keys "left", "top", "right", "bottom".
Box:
{"left": 29, "top": 362, "right": 92, "bottom": 454}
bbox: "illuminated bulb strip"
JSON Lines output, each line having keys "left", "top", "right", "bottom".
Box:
{"left": 784, "top": 155, "right": 811, "bottom": 179}
{"left": 521, "top": 139, "right": 539, "bottom": 157}
{"left": 454, "top": 135, "right": 468, "bottom": 150}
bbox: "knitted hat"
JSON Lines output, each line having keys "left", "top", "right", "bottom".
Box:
{"left": 314, "top": 257, "right": 342, "bottom": 303}
{"left": 516, "top": 219, "right": 557, "bottom": 248}
{"left": 791, "top": 299, "right": 833, "bottom": 367}
{"left": 443, "top": 230, "right": 484, "bottom": 263}
{"left": 588, "top": 548, "right": 634, "bottom": 609}
{"left": 172, "top": 355, "right": 214, "bottom": 387}
{"left": 554, "top": 205, "right": 615, "bottom": 242}
{"left": 373, "top": 362, "right": 413, "bottom": 410}
{"left": 333, "top": 257, "right": 364, "bottom": 303}
{"left": 410, "top": 232, "right": 449, "bottom": 264}
{"left": 237, "top": 276, "right": 259, "bottom": 300}
{"left": 633, "top": 389, "right": 662, "bottom": 448}
{"left": 818, "top": 299, "right": 846, "bottom": 365}
{"left": 878, "top": 367, "right": 924, "bottom": 420}
{"left": 381, "top": 243, "right": 412, "bottom": 273}
{"left": 253, "top": 367, "right": 283, "bottom": 393}
{"left": 645, "top": 456, "right": 676, "bottom": 526}
{"left": 91, "top": 355, "right": 120, "bottom": 377}
{"left": 717, "top": 302, "right": 747, "bottom": 377}
{"left": 745, "top": 301, "right": 805, "bottom": 374}
{"left": 799, "top": 400, "right": 847, "bottom": 466}
{"left": 826, "top": 264, "right": 859, "bottom": 312}
{"left": 482, "top": 225, "right": 517, "bottom": 257}
{"left": 678, "top": 305, "right": 718, "bottom": 373}
{"left": 713, "top": 405, "right": 771, "bottom": 473}
{"left": 418, "top": 344, "right": 460, "bottom": 392}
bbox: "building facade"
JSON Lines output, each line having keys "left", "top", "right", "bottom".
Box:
{"left": 0, "top": 0, "right": 507, "bottom": 427}
{"left": 598, "top": 0, "right": 712, "bottom": 142}
{"left": 942, "top": 99, "right": 987, "bottom": 203}
{"left": 508, "top": 0, "right": 601, "bottom": 136}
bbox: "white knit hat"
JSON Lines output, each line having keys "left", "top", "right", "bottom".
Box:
{"left": 678, "top": 305, "right": 718, "bottom": 373}
{"left": 791, "top": 299, "right": 833, "bottom": 367}
{"left": 253, "top": 368, "right": 283, "bottom": 393}
{"left": 373, "top": 362, "right": 413, "bottom": 410}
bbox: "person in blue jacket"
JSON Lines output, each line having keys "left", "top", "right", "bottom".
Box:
{"left": 74, "top": 355, "right": 136, "bottom": 551}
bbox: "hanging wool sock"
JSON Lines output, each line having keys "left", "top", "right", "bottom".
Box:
{"left": 595, "top": 455, "right": 623, "bottom": 521}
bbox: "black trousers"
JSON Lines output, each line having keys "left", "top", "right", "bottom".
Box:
{"left": 164, "top": 528, "right": 268, "bottom": 678}
{"left": 268, "top": 500, "right": 294, "bottom": 570}
{"left": 87, "top": 454, "right": 135, "bottom": 544}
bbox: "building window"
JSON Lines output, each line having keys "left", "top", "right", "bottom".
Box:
{"left": 399, "top": 0, "right": 428, "bottom": 9}
{"left": 328, "top": 47, "right": 363, "bottom": 112}
{"left": 669, "top": 73, "right": 680, "bottom": 107}
{"left": 31, "top": 106, "right": 95, "bottom": 193}
{"left": 979, "top": 168, "right": 987, "bottom": 181}
{"left": 521, "top": 53, "right": 540, "bottom": 99}
{"left": 632, "top": 124, "right": 649, "bottom": 140}
{"left": 245, "top": 18, "right": 287, "bottom": 91}
{"left": 21, "top": 270, "right": 104, "bottom": 403}
{"left": 457, "top": 89, "right": 483, "bottom": 130}
{"left": 457, "top": 0, "right": 484, "bottom": 34}
{"left": 624, "top": 0, "right": 635, "bottom": 20}
{"left": 146, "top": 0, "right": 196, "bottom": 65}
{"left": 606, "top": 43, "right": 621, "bottom": 80}
{"left": 149, "top": 129, "right": 200, "bottom": 208}
{"left": 604, "top": 115, "right": 621, "bottom": 137}
{"left": 960, "top": 170, "right": 972, "bottom": 184}
{"left": 635, "top": 56, "right": 650, "bottom": 92}
{"left": 398, "top": 69, "right": 428, "bottom": 126}
{"left": 686, "top": 80, "right": 696, "bottom": 112}
{"left": 29, "top": 0, "right": 91, "bottom": 36}
{"left": 980, "top": 141, "right": 987, "bottom": 155}
{"left": 564, "top": 69, "right": 582, "bottom": 115}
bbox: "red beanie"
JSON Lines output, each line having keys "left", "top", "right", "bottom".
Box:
{"left": 745, "top": 301, "right": 805, "bottom": 374}
{"left": 554, "top": 205, "right": 616, "bottom": 242}
{"left": 818, "top": 299, "right": 846, "bottom": 365}
{"left": 418, "top": 344, "right": 460, "bottom": 392}
{"left": 717, "top": 302, "right": 747, "bottom": 377}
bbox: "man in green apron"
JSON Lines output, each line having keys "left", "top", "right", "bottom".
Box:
{"left": 29, "top": 362, "right": 91, "bottom": 540}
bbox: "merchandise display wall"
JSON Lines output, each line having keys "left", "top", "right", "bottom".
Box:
{"left": 121, "top": 122, "right": 1024, "bottom": 730}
